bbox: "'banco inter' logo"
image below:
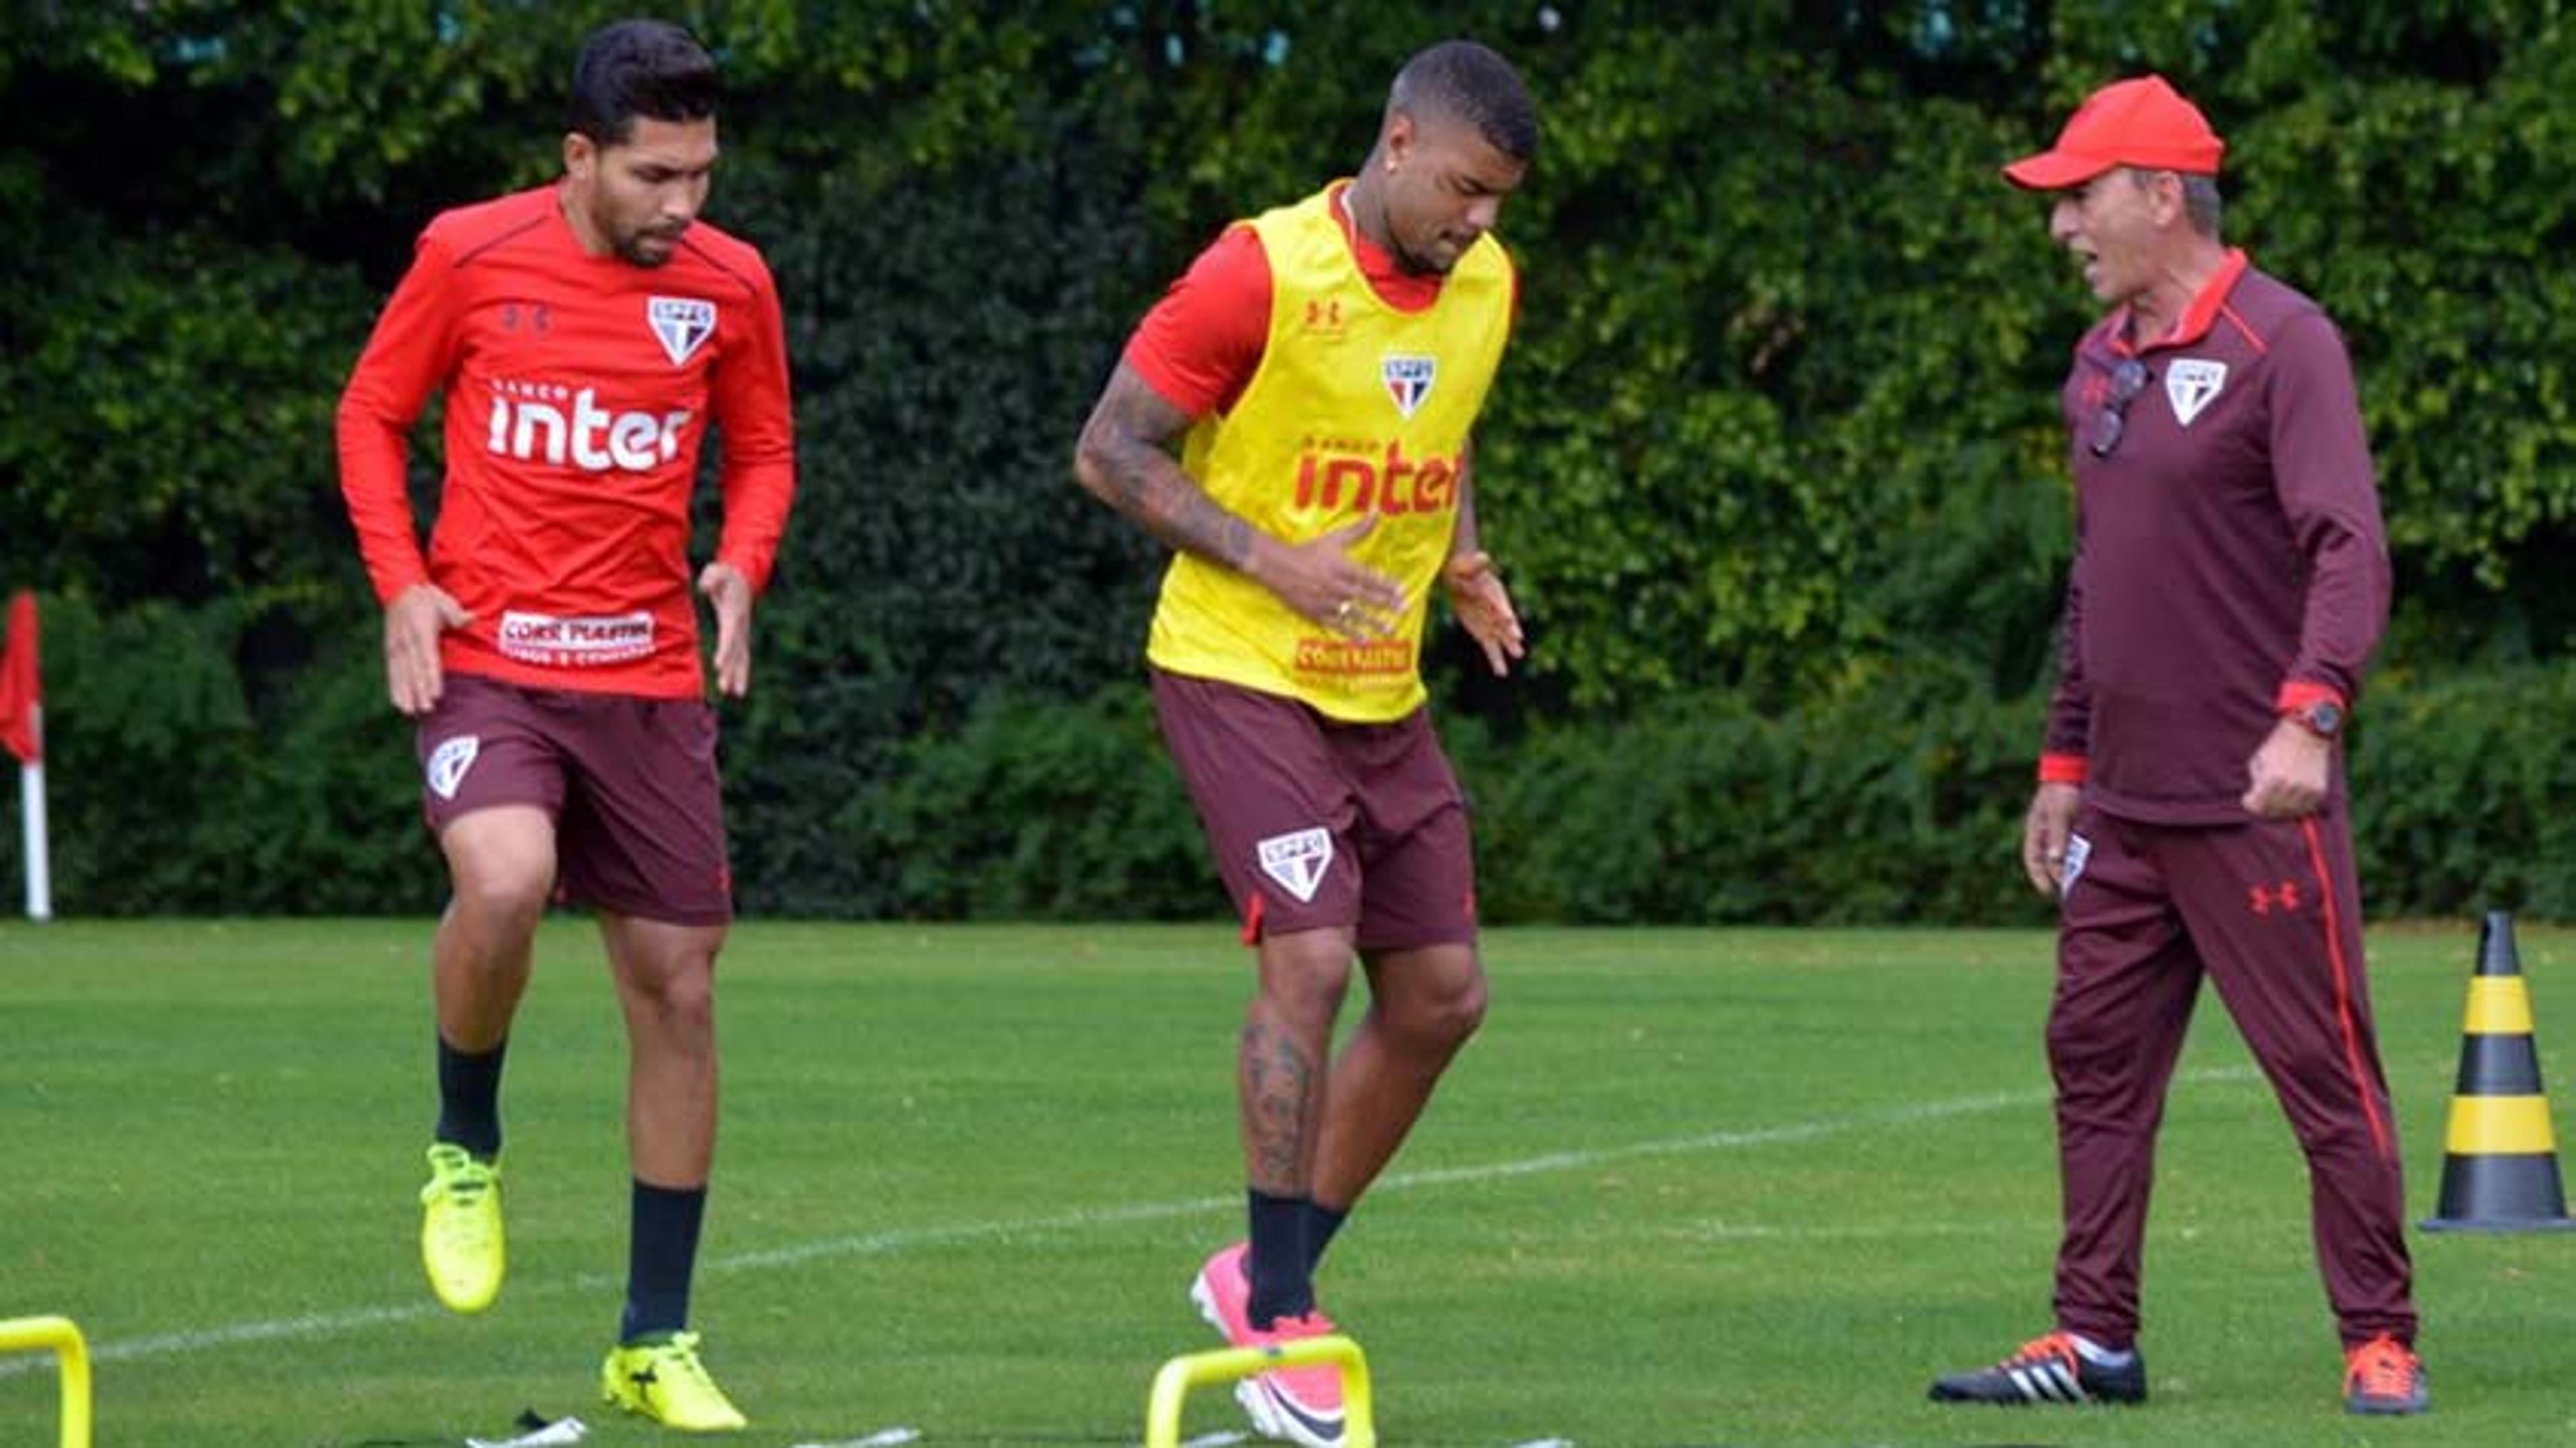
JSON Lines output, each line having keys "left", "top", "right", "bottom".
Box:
{"left": 1293, "top": 439, "right": 1464, "bottom": 517}
{"left": 486, "top": 378, "right": 694, "bottom": 472}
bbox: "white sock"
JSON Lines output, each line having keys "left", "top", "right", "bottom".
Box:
{"left": 2068, "top": 1332, "right": 2137, "bottom": 1367}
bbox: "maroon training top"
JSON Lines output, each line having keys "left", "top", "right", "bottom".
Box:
{"left": 2040, "top": 250, "right": 2392, "bottom": 825}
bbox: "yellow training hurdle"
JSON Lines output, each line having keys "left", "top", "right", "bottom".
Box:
{"left": 1144, "top": 1332, "right": 1375, "bottom": 1448}
{"left": 0, "top": 1314, "right": 92, "bottom": 1448}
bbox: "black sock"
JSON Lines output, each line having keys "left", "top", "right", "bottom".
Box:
{"left": 434, "top": 1034, "right": 507, "bottom": 1161}
{"left": 621, "top": 1179, "right": 708, "bottom": 1343}
{"left": 1246, "top": 1187, "right": 1315, "bottom": 1327}
{"left": 1303, "top": 1199, "right": 1349, "bottom": 1273}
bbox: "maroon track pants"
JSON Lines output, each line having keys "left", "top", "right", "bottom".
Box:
{"left": 2049, "top": 803, "right": 2417, "bottom": 1349}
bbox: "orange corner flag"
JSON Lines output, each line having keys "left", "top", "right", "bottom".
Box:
{"left": 1, "top": 591, "right": 40, "bottom": 764}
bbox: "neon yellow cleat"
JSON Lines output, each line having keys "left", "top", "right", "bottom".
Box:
{"left": 418, "top": 1143, "right": 504, "bottom": 1314}
{"left": 601, "top": 1330, "right": 749, "bottom": 1432}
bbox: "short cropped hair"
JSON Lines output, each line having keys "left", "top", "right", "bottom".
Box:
{"left": 568, "top": 19, "right": 720, "bottom": 147}
{"left": 2180, "top": 172, "right": 2223, "bottom": 239}
{"left": 1390, "top": 40, "right": 1539, "bottom": 164}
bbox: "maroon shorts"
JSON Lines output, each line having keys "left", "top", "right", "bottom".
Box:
{"left": 1150, "top": 668, "right": 1475, "bottom": 951}
{"left": 416, "top": 674, "right": 733, "bottom": 926}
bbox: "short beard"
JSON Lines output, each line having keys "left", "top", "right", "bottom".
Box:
{"left": 616, "top": 237, "right": 676, "bottom": 268}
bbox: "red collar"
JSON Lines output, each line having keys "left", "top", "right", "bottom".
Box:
{"left": 2109, "top": 248, "right": 2249, "bottom": 354}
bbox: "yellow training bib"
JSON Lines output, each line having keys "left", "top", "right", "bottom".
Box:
{"left": 1147, "top": 182, "right": 1515, "bottom": 722}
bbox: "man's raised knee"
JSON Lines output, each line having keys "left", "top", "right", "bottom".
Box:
{"left": 1395, "top": 970, "right": 1487, "bottom": 1050}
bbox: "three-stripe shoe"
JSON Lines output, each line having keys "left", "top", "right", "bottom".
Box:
{"left": 1189, "top": 1242, "right": 1348, "bottom": 1447}
{"left": 1929, "top": 1331, "right": 2147, "bottom": 1406}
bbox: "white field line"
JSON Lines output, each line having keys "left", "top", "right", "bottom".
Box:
{"left": 1674, "top": 1219, "right": 2033, "bottom": 1241}
{"left": 786, "top": 1429, "right": 923, "bottom": 1448}
{"left": 2, "top": 1066, "right": 2263, "bottom": 1377}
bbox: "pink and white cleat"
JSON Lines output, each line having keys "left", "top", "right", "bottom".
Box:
{"left": 1189, "top": 1241, "right": 1348, "bottom": 1447}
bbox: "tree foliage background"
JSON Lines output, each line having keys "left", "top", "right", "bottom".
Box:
{"left": 4, "top": 0, "right": 2573, "bottom": 921}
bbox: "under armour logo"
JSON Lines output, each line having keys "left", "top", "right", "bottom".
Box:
{"left": 2248, "top": 880, "right": 2303, "bottom": 915}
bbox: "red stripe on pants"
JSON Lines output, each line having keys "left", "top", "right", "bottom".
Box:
{"left": 2046, "top": 806, "right": 2416, "bottom": 1348}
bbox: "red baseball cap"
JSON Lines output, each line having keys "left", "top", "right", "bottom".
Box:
{"left": 2004, "top": 74, "right": 2225, "bottom": 190}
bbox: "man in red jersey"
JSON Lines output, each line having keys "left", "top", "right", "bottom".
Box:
{"left": 1072, "top": 40, "right": 1535, "bottom": 1448}
{"left": 1927, "top": 76, "right": 2425, "bottom": 1417}
{"left": 335, "top": 18, "right": 793, "bottom": 1433}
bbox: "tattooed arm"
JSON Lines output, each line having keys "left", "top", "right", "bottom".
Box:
{"left": 1073, "top": 362, "right": 1260, "bottom": 570}
{"left": 1073, "top": 362, "right": 1404, "bottom": 633}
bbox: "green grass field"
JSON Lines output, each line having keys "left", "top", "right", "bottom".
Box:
{"left": 5, "top": 919, "right": 2575, "bottom": 1447}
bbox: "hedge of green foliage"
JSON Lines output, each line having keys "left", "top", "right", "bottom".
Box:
{"left": 2351, "top": 665, "right": 2576, "bottom": 921}
{"left": 4, "top": 3, "right": 2573, "bottom": 919}
{"left": 9, "top": 602, "right": 2563, "bottom": 926}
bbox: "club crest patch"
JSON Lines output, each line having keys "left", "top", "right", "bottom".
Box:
{"left": 1382, "top": 355, "right": 1436, "bottom": 419}
{"left": 1256, "top": 827, "right": 1335, "bottom": 904}
{"left": 2165, "top": 358, "right": 2227, "bottom": 427}
{"left": 427, "top": 735, "right": 480, "bottom": 802}
{"left": 2061, "top": 831, "right": 2092, "bottom": 894}
{"left": 647, "top": 297, "right": 716, "bottom": 368}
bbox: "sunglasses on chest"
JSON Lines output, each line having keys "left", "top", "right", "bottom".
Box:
{"left": 2090, "top": 358, "right": 2150, "bottom": 458}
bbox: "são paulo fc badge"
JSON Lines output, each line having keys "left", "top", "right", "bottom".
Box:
{"left": 1382, "top": 354, "right": 1436, "bottom": 419}
{"left": 2061, "top": 831, "right": 2092, "bottom": 894}
{"left": 1256, "top": 827, "right": 1334, "bottom": 904}
{"left": 2165, "top": 358, "right": 2227, "bottom": 427}
{"left": 647, "top": 297, "right": 716, "bottom": 367}
{"left": 427, "top": 735, "right": 480, "bottom": 802}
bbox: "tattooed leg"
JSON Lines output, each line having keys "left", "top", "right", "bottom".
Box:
{"left": 1240, "top": 929, "right": 1355, "bottom": 1194}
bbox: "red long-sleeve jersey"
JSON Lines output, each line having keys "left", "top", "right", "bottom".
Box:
{"left": 337, "top": 185, "right": 796, "bottom": 699}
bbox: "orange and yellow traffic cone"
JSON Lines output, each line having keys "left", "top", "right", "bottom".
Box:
{"left": 2422, "top": 911, "right": 2576, "bottom": 1231}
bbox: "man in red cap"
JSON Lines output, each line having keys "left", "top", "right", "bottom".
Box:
{"left": 1927, "top": 75, "right": 2427, "bottom": 1416}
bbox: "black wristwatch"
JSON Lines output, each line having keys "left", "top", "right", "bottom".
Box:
{"left": 2290, "top": 699, "right": 2345, "bottom": 739}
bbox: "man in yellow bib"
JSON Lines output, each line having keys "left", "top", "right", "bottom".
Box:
{"left": 1073, "top": 39, "right": 1536, "bottom": 1448}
